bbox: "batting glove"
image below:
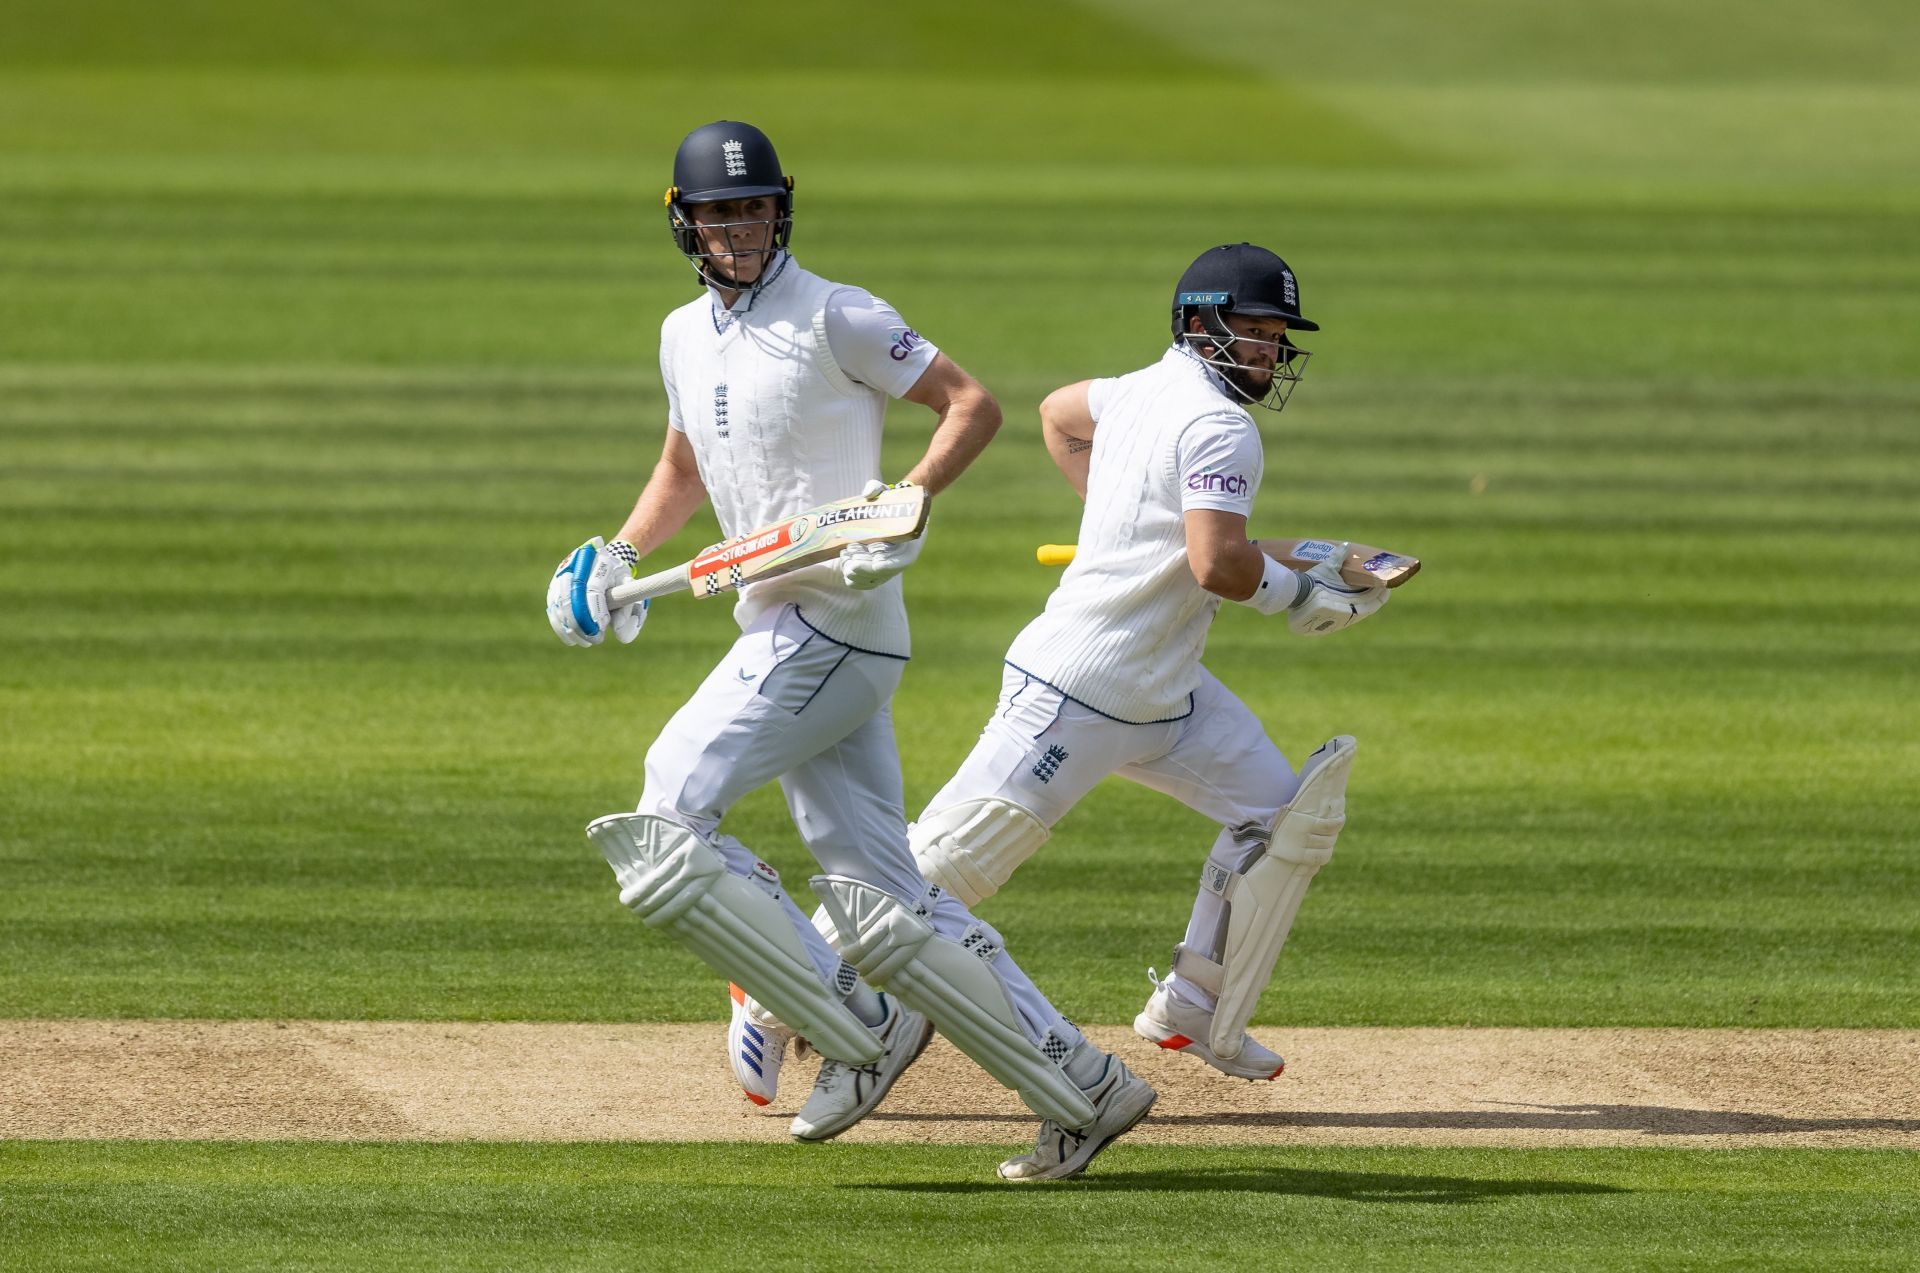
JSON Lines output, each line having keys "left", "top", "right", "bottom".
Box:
{"left": 547, "top": 536, "right": 649, "bottom": 647}
{"left": 1287, "top": 547, "right": 1388, "bottom": 637}
{"left": 837, "top": 480, "right": 925, "bottom": 591}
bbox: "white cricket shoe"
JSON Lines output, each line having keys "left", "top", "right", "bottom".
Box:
{"left": 1133, "top": 979, "right": 1287, "bottom": 1081}
{"left": 998, "top": 1053, "right": 1157, "bottom": 1182}
{"left": 790, "top": 994, "right": 931, "bottom": 1142}
{"left": 727, "top": 982, "right": 809, "bottom": 1107}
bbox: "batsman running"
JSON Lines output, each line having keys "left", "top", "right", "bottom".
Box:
{"left": 546, "top": 121, "right": 1154, "bottom": 1180}
{"left": 909, "top": 243, "right": 1389, "bottom": 1088}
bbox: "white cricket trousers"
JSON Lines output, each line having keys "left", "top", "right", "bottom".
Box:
{"left": 636, "top": 604, "right": 1082, "bottom": 1051}
{"left": 922, "top": 663, "right": 1304, "bottom": 1010}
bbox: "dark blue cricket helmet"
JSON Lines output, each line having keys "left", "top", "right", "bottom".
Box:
{"left": 664, "top": 121, "right": 795, "bottom": 291}
{"left": 1172, "top": 243, "right": 1318, "bottom": 411}
{"left": 1171, "top": 243, "right": 1319, "bottom": 335}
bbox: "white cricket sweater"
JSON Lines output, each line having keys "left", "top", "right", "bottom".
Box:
{"left": 659, "top": 259, "right": 911, "bottom": 656}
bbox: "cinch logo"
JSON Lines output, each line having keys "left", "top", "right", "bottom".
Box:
{"left": 888, "top": 327, "right": 922, "bottom": 362}
{"left": 1186, "top": 471, "right": 1250, "bottom": 497}
{"left": 713, "top": 382, "right": 729, "bottom": 438}
{"left": 1031, "top": 744, "right": 1068, "bottom": 784}
{"left": 722, "top": 140, "right": 747, "bottom": 177}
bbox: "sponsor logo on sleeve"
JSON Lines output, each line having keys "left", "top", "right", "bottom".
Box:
{"left": 1185, "top": 470, "right": 1251, "bottom": 498}
{"left": 887, "top": 327, "right": 923, "bottom": 362}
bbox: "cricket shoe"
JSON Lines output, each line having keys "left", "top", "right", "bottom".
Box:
{"left": 790, "top": 994, "right": 931, "bottom": 1142}
{"left": 727, "top": 982, "right": 810, "bottom": 1107}
{"left": 997, "top": 1054, "right": 1157, "bottom": 1183}
{"left": 1133, "top": 978, "right": 1286, "bottom": 1081}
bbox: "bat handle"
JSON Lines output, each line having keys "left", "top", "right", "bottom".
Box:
{"left": 608, "top": 564, "right": 691, "bottom": 607}
{"left": 1036, "top": 544, "right": 1077, "bottom": 567}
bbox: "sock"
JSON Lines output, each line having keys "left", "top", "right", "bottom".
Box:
{"left": 844, "top": 981, "right": 888, "bottom": 1027}
{"left": 1168, "top": 971, "right": 1218, "bottom": 1012}
{"left": 1064, "top": 1038, "right": 1109, "bottom": 1089}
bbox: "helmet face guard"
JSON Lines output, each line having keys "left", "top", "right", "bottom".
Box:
{"left": 665, "top": 184, "right": 794, "bottom": 293}
{"left": 1178, "top": 299, "right": 1310, "bottom": 412}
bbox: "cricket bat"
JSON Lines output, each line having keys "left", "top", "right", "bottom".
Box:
{"left": 610, "top": 485, "right": 931, "bottom": 606}
{"left": 1034, "top": 537, "right": 1420, "bottom": 589}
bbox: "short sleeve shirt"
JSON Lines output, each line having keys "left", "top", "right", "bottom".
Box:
{"left": 822, "top": 287, "right": 939, "bottom": 396}
{"left": 666, "top": 281, "right": 938, "bottom": 430}
{"left": 1086, "top": 376, "right": 1118, "bottom": 423}
{"left": 1174, "top": 414, "right": 1263, "bottom": 516}
{"left": 1089, "top": 374, "right": 1261, "bottom": 516}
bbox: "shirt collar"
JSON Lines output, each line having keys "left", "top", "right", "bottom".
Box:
{"left": 708, "top": 250, "right": 793, "bottom": 319}
{"left": 1167, "top": 341, "right": 1238, "bottom": 401}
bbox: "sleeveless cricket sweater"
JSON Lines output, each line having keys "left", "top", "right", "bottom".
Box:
{"left": 660, "top": 260, "right": 909, "bottom": 657}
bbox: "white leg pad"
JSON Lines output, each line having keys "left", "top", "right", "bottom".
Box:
{"left": 909, "top": 798, "right": 1050, "bottom": 906}
{"left": 587, "top": 813, "right": 882, "bottom": 1065}
{"left": 1198, "top": 735, "right": 1354, "bottom": 1060}
{"left": 813, "top": 875, "right": 1097, "bottom": 1129}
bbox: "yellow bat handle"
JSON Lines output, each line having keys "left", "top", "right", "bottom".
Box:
{"left": 1036, "top": 544, "right": 1077, "bottom": 567}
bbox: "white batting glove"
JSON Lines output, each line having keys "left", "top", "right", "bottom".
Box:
{"left": 547, "top": 537, "right": 649, "bottom": 647}
{"left": 837, "top": 479, "right": 925, "bottom": 591}
{"left": 1287, "top": 547, "right": 1389, "bottom": 637}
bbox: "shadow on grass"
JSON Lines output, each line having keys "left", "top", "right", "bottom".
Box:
{"left": 863, "top": 1105, "right": 1920, "bottom": 1139}
{"left": 1148, "top": 1105, "right": 1920, "bottom": 1138}
{"left": 849, "top": 1164, "right": 1630, "bottom": 1202}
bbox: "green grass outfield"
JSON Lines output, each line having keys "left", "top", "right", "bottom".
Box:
{"left": 4, "top": 364, "right": 1916, "bottom": 1026}
{"left": 1, "top": 0, "right": 1917, "bottom": 1262}
{"left": 3, "top": 1144, "right": 1917, "bottom": 1271}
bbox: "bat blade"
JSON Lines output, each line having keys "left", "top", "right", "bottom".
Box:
{"left": 611, "top": 485, "right": 930, "bottom": 607}
{"left": 1280, "top": 538, "right": 1421, "bottom": 589}
{"left": 1356, "top": 549, "right": 1421, "bottom": 587}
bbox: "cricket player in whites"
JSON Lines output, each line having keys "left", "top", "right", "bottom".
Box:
{"left": 546, "top": 121, "right": 1154, "bottom": 1178}
{"left": 911, "top": 244, "right": 1388, "bottom": 1109}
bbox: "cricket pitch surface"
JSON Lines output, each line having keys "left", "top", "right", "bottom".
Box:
{"left": 5, "top": 1023, "right": 1915, "bottom": 1149}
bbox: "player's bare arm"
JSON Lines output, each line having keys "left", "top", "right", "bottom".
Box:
{"left": 1039, "top": 380, "right": 1096, "bottom": 499}
{"left": 614, "top": 426, "right": 708, "bottom": 557}
{"left": 1184, "top": 508, "right": 1268, "bottom": 599}
{"left": 546, "top": 427, "right": 705, "bottom": 648}
{"left": 897, "top": 353, "right": 1002, "bottom": 495}
{"left": 835, "top": 353, "right": 1000, "bottom": 590}
{"left": 1189, "top": 508, "right": 1392, "bottom": 632}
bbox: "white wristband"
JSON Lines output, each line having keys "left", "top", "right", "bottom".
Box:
{"left": 1235, "top": 552, "right": 1308, "bottom": 616}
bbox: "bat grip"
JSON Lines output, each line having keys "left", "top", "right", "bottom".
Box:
{"left": 1035, "top": 544, "right": 1076, "bottom": 567}
{"left": 608, "top": 565, "right": 690, "bottom": 607}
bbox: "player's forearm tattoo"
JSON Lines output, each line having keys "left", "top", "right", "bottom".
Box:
{"left": 1066, "top": 438, "right": 1093, "bottom": 454}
